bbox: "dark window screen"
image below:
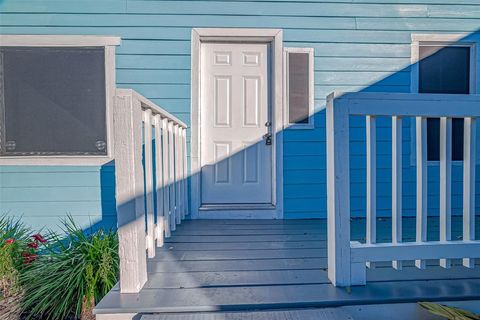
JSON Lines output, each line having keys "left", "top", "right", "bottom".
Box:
{"left": 0, "top": 47, "right": 107, "bottom": 155}
{"left": 418, "top": 46, "right": 470, "bottom": 161}
{"left": 288, "top": 52, "right": 310, "bottom": 124}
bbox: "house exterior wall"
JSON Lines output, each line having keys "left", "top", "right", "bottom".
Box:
{"left": 0, "top": 0, "right": 480, "bottom": 230}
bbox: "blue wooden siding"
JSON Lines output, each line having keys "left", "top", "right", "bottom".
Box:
{"left": 0, "top": 0, "right": 480, "bottom": 227}
{"left": 0, "top": 165, "right": 116, "bottom": 232}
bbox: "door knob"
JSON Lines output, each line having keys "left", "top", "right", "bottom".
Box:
{"left": 263, "top": 133, "right": 272, "bottom": 146}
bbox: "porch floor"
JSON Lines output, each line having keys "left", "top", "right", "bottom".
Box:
{"left": 95, "top": 218, "right": 480, "bottom": 316}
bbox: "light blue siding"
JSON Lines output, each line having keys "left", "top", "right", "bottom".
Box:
{"left": 0, "top": 0, "right": 479, "bottom": 226}
{"left": 0, "top": 166, "right": 116, "bottom": 232}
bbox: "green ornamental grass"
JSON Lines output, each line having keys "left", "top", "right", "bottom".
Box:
{"left": 20, "top": 216, "right": 119, "bottom": 320}
{"left": 419, "top": 302, "right": 480, "bottom": 320}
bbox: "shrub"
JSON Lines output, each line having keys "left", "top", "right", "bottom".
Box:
{"left": 0, "top": 216, "right": 45, "bottom": 320}
{"left": 20, "top": 217, "right": 119, "bottom": 320}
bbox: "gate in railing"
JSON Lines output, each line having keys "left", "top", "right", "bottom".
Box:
{"left": 326, "top": 92, "right": 480, "bottom": 287}
{"left": 113, "top": 89, "right": 188, "bottom": 293}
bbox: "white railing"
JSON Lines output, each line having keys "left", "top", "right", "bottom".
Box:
{"left": 326, "top": 92, "right": 480, "bottom": 287}
{"left": 113, "top": 89, "right": 188, "bottom": 293}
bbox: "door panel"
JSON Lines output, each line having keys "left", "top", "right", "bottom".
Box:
{"left": 200, "top": 42, "right": 272, "bottom": 205}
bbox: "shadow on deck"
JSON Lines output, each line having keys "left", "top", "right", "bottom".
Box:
{"left": 95, "top": 218, "right": 480, "bottom": 317}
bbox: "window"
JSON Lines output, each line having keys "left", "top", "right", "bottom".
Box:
{"left": 412, "top": 35, "right": 475, "bottom": 162}
{"left": 284, "top": 48, "right": 314, "bottom": 128}
{"left": 1, "top": 47, "right": 107, "bottom": 155}
{"left": 0, "top": 35, "right": 120, "bottom": 164}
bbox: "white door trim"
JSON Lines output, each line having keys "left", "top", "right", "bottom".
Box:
{"left": 190, "top": 28, "right": 284, "bottom": 219}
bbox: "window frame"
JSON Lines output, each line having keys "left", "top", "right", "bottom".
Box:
{"left": 283, "top": 47, "right": 315, "bottom": 129}
{"left": 0, "top": 35, "right": 120, "bottom": 165}
{"left": 410, "top": 33, "right": 478, "bottom": 166}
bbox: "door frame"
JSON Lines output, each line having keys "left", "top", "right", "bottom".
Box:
{"left": 190, "top": 28, "right": 284, "bottom": 219}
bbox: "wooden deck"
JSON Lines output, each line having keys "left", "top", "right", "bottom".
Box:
{"left": 95, "top": 218, "right": 480, "bottom": 316}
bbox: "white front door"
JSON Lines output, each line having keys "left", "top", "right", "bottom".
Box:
{"left": 200, "top": 42, "right": 273, "bottom": 207}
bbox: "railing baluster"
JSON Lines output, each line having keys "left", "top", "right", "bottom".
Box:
{"left": 182, "top": 128, "right": 188, "bottom": 219}
{"left": 440, "top": 117, "right": 452, "bottom": 268}
{"left": 392, "top": 116, "right": 402, "bottom": 270}
{"left": 178, "top": 127, "right": 185, "bottom": 220}
{"left": 415, "top": 117, "right": 428, "bottom": 269}
{"left": 463, "top": 117, "right": 477, "bottom": 268}
{"left": 168, "top": 121, "right": 176, "bottom": 231}
{"left": 143, "top": 109, "right": 155, "bottom": 258}
{"left": 366, "top": 115, "right": 376, "bottom": 269}
{"left": 174, "top": 124, "right": 182, "bottom": 225}
{"left": 162, "top": 118, "right": 171, "bottom": 238}
{"left": 154, "top": 114, "right": 165, "bottom": 248}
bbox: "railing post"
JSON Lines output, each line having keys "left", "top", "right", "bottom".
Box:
{"left": 168, "top": 121, "right": 176, "bottom": 231}
{"left": 182, "top": 128, "right": 189, "bottom": 218}
{"left": 415, "top": 117, "right": 427, "bottom": 270}
{"left": 113, "top": 91, "right": 147, "bottom": 293}
{"left": 366, "top": 115, "right": 376, "bottom": 269}
{"left": 154, "top": 114, "right": 165, "bottom": 248}
{"left": 463, "top": 117, "right": 476, "bottom": 268}
{"left": 326, "top": 93, "right": 360, "bottom": 286}
{"left": 143, "top": 109, "right": 155, "bottom": 258}
{"left": 439, "top": 117, "right": 452, "bottom": 269}
{"left": 392, "top": 116, "right": 403, "bottom": 270}
{"left": 174, "top": 124, "right": 182, "bottom": 225}
{"left": 162, "top": 118, "right": 171, "bottom": 237}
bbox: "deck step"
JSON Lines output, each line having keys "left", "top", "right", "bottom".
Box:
{"left": 140, "top": 308, "right": 354, "bottom": 320}
{"left": 94, "top": 279, "right": 480, "bottom": 314}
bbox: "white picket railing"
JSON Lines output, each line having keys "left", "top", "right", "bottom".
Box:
{"left": 113, "top": 89, "right": 188, "bottom": 293}
{"left": 326, "top": 92, "right": 480, "bottom": 287}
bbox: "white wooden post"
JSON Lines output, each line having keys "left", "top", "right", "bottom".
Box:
{"left": 463, "top": 117, "right": 476, "bottom": 268}
{"left": 439, "top": 117, "right": 452, "bottom": 268}
{"left": 326, "top": 94, "right": 360, "bottom": 286}
{"left": 168, "top": 121, "right": 176, "bottom": 231}
{"left": 162, "top": 118, "right": 171, "bottom": 237}
{"left": 392, "top": 116, "right": 402, "bottom": 270}
{"left": 415, "top": 117, "right": 427, "bottom": 270}
{"left": 154, "top": 114, "right": 165, "bottom": 248}
{"left": 178, "top": 127, "right": 185, "bottom": 220}
{"left": 174, "top": 124, "right": 182, "bottom": 225}
{"left": 182, "top": 128, "right": 188, "bottom": 218}
{"left": 366, "top": 115, "right": 376, "bottom": 269}
{"left": 113, "top": 92, "right": 147, "bottom": 293}
{"left": 143, "top": 109, "right": 155, "bottom": 258}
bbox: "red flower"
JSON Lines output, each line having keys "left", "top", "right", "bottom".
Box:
{"left": 27, "top": 242, "right": 39, "bottom": 249}
{"left": 5, "top": 239, "right": 14, "bottom": 244}
{"left": 22, "top": 252, "right": 37, "bottom": 264}
{"left": 32, "top": 234, "right": 47, "bottom": 243}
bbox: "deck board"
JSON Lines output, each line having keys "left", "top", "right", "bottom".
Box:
{"left": 97, "top": 279, "right": 480, "bottom": 314}
{"left": 95, "top": 218, "right": 480, "bottom": 315}
{"left": 140, "top": 308, "right": 354, "bottom": 320}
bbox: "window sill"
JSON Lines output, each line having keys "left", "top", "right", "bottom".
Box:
{"left": 0, "top": 156, "right": 114, "bottom": 166}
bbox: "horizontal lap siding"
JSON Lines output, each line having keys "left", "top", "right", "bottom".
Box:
{"left": 0, "top": 1, "right": 479, "bottom": 222}
{"left": 0, "top": 166, "right": 116, "bottom": 232}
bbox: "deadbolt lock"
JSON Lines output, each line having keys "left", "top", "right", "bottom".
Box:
{"left": 263, "top": 133, "right": 272, "bottom": 146}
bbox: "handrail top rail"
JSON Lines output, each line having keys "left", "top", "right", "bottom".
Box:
{"left": 327, "top": 91, "right": 480, "bottom": 118}
{"left": 116, "top": 88, "right": 187, "bottom": 128}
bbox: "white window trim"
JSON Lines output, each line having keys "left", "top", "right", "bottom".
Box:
{"left": 284, "top": 47, "right": 314, "bottom": 129}
{"left": 0, "top": 35, "right": 120, "bottom": 166}
{"left": 410, "top": 33, "right": 479, "bottom": 166}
